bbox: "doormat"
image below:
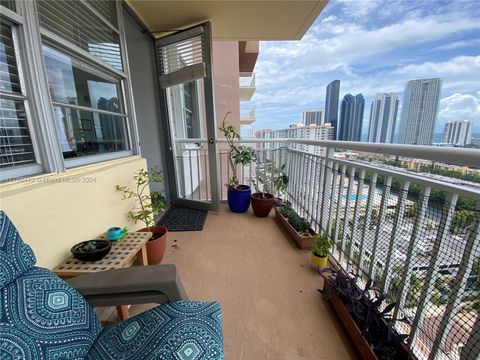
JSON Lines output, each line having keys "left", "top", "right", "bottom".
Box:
{"left": 157, "top": 206, "right": 208, "bottom": 231}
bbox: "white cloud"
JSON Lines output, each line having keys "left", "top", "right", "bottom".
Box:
{"left": 438, "top": 92, "right": 480, "bottom": 126}
{"left": 430, "top": 39, "right": 480, "bottom": 52}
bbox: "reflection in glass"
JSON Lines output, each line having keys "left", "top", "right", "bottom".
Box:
{"left": 53, "top": 106, "right": 129, "bottom": 158}
{"left": 43, "top": 45, "right": 122, "bottom": 113}
{"left": 0, "top": 99, "right": 35, "bottom": 168}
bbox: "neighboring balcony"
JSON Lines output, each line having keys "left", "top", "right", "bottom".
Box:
{"left": 239, "top": 73, "right": 256, "bottom": 101}
{"left": 240, "top": 105, "right": 256, "bottom": 126}
{"left": 177, "top": 138, "right": 480, "bottom": 360}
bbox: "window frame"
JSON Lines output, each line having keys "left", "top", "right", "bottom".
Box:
{"left": 0, "top": 0, "right": 140, "bottom": 181}
{"left": 0, "top": 10, "right": 44, "bottom": 180}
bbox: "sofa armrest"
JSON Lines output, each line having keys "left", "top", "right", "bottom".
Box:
{"left": 66, "top": 265, "right": 188, "bottom": 307}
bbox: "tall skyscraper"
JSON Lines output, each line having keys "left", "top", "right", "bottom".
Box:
{"left": 443, "top": 120, "right": 472, "bottom": 146}
{"left": 397, "top": 78, "right": 442, "bottom": 145}
{"left": 338, "top": 93, "right": 365, "bottom": 141}
{"left": 302, "top": 109, "right": 324, "bottom": 126}
{"left": 325, "top": 80, "right": 340, "bottom": 139}
{"left": 367, "top": 93, "right": 399, "bottom": 143}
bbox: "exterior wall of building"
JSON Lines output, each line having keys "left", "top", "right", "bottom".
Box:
{"left": 368, "top": 93, "right": 399, "bottom": 144}
{"left": 325, "top": 80, "right": 340, "bottom": 139}
{"left": 442, "top": 120, "right": 472, "bottom": 146}
{"left": 397, "top": 78, "right": 442, "bottom": 145}
{"left": 212, "top": 41, "right": 241, "bottom": 135}
{"left": 272, "top": 124, "right": 333, "bottom": 155}
{"left": 339, "top": 93, "right": 364, "bottom": 141}
{"left": 0, "top": 157, "right": 148, "bottom": 269}
{"left": 302, "top": 109, "right": 324, "bottom": 126}
{"left": 123, "top": 11, "right": 169, "bottom": 195}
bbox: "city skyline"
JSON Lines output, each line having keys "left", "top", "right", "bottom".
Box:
{"left": 251, "top": 0, "right": 480, "bottom": 135}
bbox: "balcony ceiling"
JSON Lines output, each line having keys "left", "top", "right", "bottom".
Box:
{"left": 124, "top": 1, "right": 329, "bottom": 40}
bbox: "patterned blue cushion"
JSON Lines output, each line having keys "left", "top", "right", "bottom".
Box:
{"left": 87, "top": 301, "right": 224, "bottom": 360}
{"left": 0, "top": 267, "right": 102, "bottom": 359}
{"left": 0, "top": 211, "right": 36, "bottom": 289}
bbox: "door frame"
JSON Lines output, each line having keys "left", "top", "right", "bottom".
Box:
{"left": 156, "top": 22, "right": 219, "bottom": 211}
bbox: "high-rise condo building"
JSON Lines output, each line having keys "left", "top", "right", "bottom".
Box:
{"left": 272, "top": 124, "right": 333, "bottom": 156}
{"left": 442, "top": 120, "right": 472, "bottom": 146}
{"left": 367, "top": 93, "right": 399, "bottom": 143}
{"left": 325, "top": 80, "right": 340, "bottom": 139}
{"left": 302, "top": 109, "right": 324, "bottom": 126}
{"left": 397, "top": 78, "right": 442, "bottom": 145}
{"left": 338, "top": 93, "right": 365, "bottom": 142}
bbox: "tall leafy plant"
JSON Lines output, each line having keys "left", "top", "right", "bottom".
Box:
{"left": 253, "top": 161, "right": 289, "bottom": 199}
{"left": 115, "top": 166, "right": 165, "bottom": 231}
{"left": 218, "top": 112, "right": 256, "bottom": 189}
{"left": 311, "top": 232, "right": 333, "bottom": 258}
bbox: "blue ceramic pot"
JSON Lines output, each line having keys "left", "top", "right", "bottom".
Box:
{"left": 107, "top": 227, "right": 123, "bottom": 240}
{"left": 227, "top": 185, "right": 251, "bottom": 213}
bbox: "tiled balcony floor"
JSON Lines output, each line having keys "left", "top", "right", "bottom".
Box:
{"left": 132, "top": 204, "right": 357, "bottom": 359}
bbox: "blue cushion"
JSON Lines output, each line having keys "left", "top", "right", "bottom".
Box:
{"left": 87, "top": 301, "right": 224, "bottom": 360}
{"left": 0, "top": 267, "right": 102, "bottom": 359}
{"left": 0, "top": 211, "right": 36, "bottom": 289}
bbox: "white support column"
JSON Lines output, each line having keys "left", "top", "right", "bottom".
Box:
{"left": 333, "top": 165, "right": 347, "bottom": 257}
{"left": 341, "top": 167, "right": 356, "bottom": 265}
{"left": 321, "top": 147, "right": 334, "bottom": 232}
{"left": 348, "top": 169, "right": 366, "bottom": 272}
{"left": 358, "top": 172, "right": 378, "bottom": 277}
{"left": 327, "top": 162, "right": 340, "bottom": 239}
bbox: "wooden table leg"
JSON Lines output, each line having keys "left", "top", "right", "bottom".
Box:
{"left": 116, "top": 305, "right": 130, "bottom": 320}
{"left": 138, "top": 244, "right": 148, "bottom": 266}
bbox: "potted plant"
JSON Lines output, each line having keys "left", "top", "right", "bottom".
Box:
{"left": 115, "top": 166, "right": 167, "bottom": 264}
{"left": 218, "top": 112, "right": 256, "bottom": 213}
{"left": 310, "top": 232, "right": 333, "bottom": 269}
{"left": 320, "top": 269, "right": 411, "bottom": 359}
{"left": 274, "top": 202, "right": 315, "bottom": 249}
{"left": 251, "top": 161, "right": 289, "bottom": 217}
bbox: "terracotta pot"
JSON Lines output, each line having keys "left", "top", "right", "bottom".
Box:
{"left": 138, "top": 226, "right": 168, "bottom": 264}
{"left": 274, "top": 207, "right": 315, "bottom": 249}
{"left": 251, "top": 192, "right": 275, "bottom": 217}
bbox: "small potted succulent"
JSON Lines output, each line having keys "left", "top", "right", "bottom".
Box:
{"left": 310, "top": 232, "right": 333, "bottom": 269}
{"left": 251, "top": 161, "right": 288, "bottom": 217}
{"left": 115, "top": 166, "right": 167, "bottom": 264}
{"left": 218, "top": 112, "right": 256, "bottom": 213}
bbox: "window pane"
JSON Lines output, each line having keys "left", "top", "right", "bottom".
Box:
{"left": 0, "top": 22, "right": 21, "bottom": 94}
{"left": 0, "top": 99, "right": 35, "bottom": 168}
{"left": 43, "top": 45, "right": 123, "bottom": 114}
{"left": 0, "top": 0, "right": 15, "bottom": 11}
{"left": 86, "top": 0, "right": 117, "bottom": 28}
{"left": 53, "top": 106, "right": 129, "bottom": 159}
{"left": 37, "top": 0, "right": 123, "bottom": 70}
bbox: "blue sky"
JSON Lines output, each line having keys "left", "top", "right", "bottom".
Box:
{"left": 250, "top": 0, "right": 480, "bottom": 135}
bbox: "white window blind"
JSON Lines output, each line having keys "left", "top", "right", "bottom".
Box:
{"left": 36, "top": 0, "right": 123, "bottom": 70}
{"left": 155, "top": 26, "right": 207, "bottom": 88}
{"left": 0, "top": 22, "right": 36, "bottom": 169}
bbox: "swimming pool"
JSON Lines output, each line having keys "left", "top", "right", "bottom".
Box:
{"left": 341, "top": 194, "right": 368, "bottom": 201}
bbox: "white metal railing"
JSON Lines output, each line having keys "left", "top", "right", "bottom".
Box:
{"left": 175, "top": 138, "right": 480, "bottom": 359}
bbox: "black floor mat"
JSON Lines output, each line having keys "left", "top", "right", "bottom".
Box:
{"left": 157, "top": 206, "right": 208, "bottom": 231}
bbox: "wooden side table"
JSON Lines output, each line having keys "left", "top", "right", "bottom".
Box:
{"left": 54, "top": 231, "right": 152, "bottom": 320}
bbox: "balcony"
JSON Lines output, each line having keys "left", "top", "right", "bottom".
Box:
{"left": 174, "top": 139, "right": 480, "bottom": 360}
{"left": 239, "top": 73, "right": 256, "bottom": 101}
{"left": 240, "top": 106, "right": 256, "bottom": 126}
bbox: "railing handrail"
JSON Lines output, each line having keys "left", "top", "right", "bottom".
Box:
{"left": 174, "top": 138, "right": 480, "bottom": 167}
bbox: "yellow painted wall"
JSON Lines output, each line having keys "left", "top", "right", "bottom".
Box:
{"left": 0, "top": 156, "right": 149, "bottom": 269}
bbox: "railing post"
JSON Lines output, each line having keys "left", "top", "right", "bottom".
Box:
{"left": 333, "top": 165, "right": 347, "bottom": 258}
{"left": 327, "top": 162, "right": 339, "bottom": 240}
{"left": 368, "top": 175, "right": 392, "bottom": 281}
{"left": 408, "top": 192, "right": 458, "bottom": 355}
{"left": 358, "top": 171, "right": 378, "bottom": 277}
{"left": 320, "top": 147, "right": 334, "bottom": 232}
{"left": 380, "top": 179, "right": 410, "bottom": 296}
{"left": 348, "top": 169, "right": 366, "bottom": 272}
{"left": 428, "top": 203, "right": 480, "bottom": 360}
{"left": 341, "top": 166, "right": 356, "bottom": 266}
{"left": 393, "top": 185, "right": 432, "bottom": 320}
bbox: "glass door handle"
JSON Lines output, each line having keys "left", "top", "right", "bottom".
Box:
{"left": 208, "top": 138, "right": 214, "bottom": 144}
